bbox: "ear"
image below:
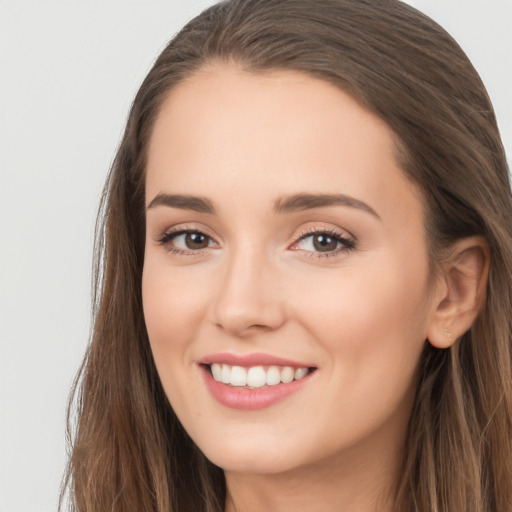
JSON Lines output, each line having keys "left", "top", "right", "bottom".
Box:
{"left": 427, "top": 236, "right": 490, "bottom": 349}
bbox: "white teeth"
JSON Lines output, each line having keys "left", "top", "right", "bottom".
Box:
{"left": 230, "top": 366, "right": 247, "bottom": 386}
{"left": 247, "top": 366, "right": 266, "bottom": 388}
{"left": 211, "top": 363, "right": 222, "bottom": 381}
{"left": 280, "top": 366, "right": 295, "bottom": 383}
{"left": 295, "top": 367, "right": 308, "bottom": 380}
{"left": 266, "top": 366, "right": 281, "bottom": 386}
{"left": 221, "top": 364, "right": 231, "bottom": 384}
{"left": 209, "top": 363, "right": 311, "bottom": 387}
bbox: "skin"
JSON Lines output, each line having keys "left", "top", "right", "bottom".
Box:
{"left": 142, "top": 64, "right": 476, "bottom": 512}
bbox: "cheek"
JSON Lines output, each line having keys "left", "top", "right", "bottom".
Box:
{"left": 288, "top": 262, "right": 430, "bottom": 444}
{"left": 290, "top": 256, "right": 430, "bottom": 382}
{"left": 142, "top": 261, "right": 211, "bottom": 418}
{"left": 142, "top": 262, "right": 209, "bottom": 365}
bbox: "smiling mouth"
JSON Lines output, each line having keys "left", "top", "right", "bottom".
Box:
{"left": 204, "top": 363, "right": 316, "bottom": 389}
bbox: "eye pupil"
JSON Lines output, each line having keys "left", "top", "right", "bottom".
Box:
{"left": 185, "top": 232, "right": 209, "bottom": 249}
{"left": 313, "top": 234, "right": 338, "bottom": 252}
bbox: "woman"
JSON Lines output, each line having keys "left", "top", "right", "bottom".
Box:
{"left": 62, "top": 0, "right": 512, "bottom": 511}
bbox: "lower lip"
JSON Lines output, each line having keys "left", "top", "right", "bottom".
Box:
{"left": 201, "top": 365, "right": 314, "bottom": 411}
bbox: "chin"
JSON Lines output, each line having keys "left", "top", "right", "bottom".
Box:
{"left": 192, "top": 430, "right": 306, "bottom": 475}
{"left": 205, "top": 447, "right": 302, "bottom": 475}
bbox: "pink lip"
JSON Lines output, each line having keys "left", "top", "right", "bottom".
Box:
{"left": 198, "top": 354, "right": 317, "bottom": 411}
{"left": 198, "top": 352, "right": 313, "bottom": 369}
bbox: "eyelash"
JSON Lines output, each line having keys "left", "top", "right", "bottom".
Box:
{"left": 157, "top": 226, "right": 356, "bottom": 259}
{"left": 157, "top": 226, "right": 216, "bottom": 257}
{"left": 292, "top": 228, "right": 356, "bottom": 259}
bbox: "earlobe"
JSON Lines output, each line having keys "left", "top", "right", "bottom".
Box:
{"left": 427, "top": 236, "right": 490, "bottom": 349}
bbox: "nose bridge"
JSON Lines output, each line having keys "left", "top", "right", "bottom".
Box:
{"left": 211, "top": 239, "right": 285, "bottom": 336}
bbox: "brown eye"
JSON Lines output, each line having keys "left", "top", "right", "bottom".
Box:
{"left": 293, "top": 229, "right": 356, "bottom": 257}
{"left": 159, "top": 230, "right": 214, "bottom": 252}
{"left": 184, "top": 232, "right": 210, "bottom": 249}
{"left": 312, "top": 234, "right": 339, "bottom": 252}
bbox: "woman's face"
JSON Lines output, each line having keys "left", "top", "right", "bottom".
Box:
{"left": 142, "top": 65, "right": 440, "bottom": 475}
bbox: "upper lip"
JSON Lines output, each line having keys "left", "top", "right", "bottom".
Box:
{"left": 198, "top": 352, "right": 315, "bottom": 369}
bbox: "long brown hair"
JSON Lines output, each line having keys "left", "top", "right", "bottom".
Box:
{"left": 61, "top": 1, "right": 512, "bottom": 510}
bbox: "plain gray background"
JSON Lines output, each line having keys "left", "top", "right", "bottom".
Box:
{"left": 0, "top": 1, "right": 510, "bottom": 511}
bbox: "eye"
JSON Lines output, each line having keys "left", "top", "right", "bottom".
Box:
{"left": 174, "top": 231, "right": 211, "bottom": 250}
{"left": 292, "top": 229, "right": 355, "bottom": 256}
{"left": 158, "top": 229, "right": 216, "bottom": 253}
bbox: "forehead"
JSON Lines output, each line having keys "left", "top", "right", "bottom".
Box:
{"left": 145, "top": 64, "right": 423, "bottom": 226}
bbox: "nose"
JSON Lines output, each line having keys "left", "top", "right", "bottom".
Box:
{"left": 210, "top": 245, "right": 286, "bottom": 337}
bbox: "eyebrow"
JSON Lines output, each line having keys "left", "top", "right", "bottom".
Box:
{"left": 146, "top": 193, "right": 215, "bottom": 213}
{"left": 274, "top": 193, "right": 380, "bottom": 219}
{"left": 146, "top": 192, "right": 379, "bottom": 219}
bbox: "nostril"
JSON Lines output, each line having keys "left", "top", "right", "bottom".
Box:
{"left": 214, "top": 321, "right": 274, "bottom": 337}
